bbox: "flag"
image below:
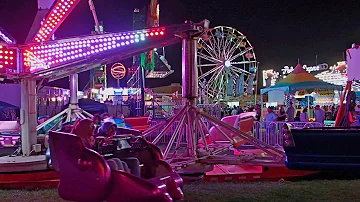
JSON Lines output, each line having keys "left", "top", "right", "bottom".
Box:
{"left": 235, "top": 73, "right": 245, "bottom": 96}
{"left": 247, "top": 74, "right": 255, "bottom": 94}
{"left": 227, "top": 76, "right": 235, "bottom": 96}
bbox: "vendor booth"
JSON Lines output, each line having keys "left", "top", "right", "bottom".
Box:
{"left": 260, "top": 63, "right": 343, "bottom": 120}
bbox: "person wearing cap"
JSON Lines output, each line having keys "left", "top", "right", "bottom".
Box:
{"left": 97, "top": 122, "right": 141, "bottom": 177}
{"left": 314, "top": 105, "right": 325, "bottom": 124}
{"left": 286, "top": 102, "right": 295, "bottom": 122}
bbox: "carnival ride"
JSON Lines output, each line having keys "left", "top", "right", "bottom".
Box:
{"left": 0, "top": 0, "right": 318, "bottom": 193}
{"left": 197, "top": 26, "right": 258, "bottom": 102}
{"left": 0, "top": 0, "right": 210, "bottom": 190}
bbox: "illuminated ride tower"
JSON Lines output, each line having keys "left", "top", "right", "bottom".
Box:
{"left": 129, "top": 0, "right": 173, "bottom": 116}
{"left": 89, "top": 23, "right": 107, "bottom": 97}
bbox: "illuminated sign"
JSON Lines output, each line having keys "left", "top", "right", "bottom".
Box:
{"left": 262, "top": 69, "right": 279, "bottom": 87}
{"left": 110, "top": 63, "right": 127, "bottom": 80}
{"left": 263, "top": 61, "right": 352, "bottom": 88}
{"left": 281, "top": 63, "right": 329, "bottom": 75}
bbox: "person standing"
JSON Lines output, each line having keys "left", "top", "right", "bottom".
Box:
{"left": 254, "top": 104, "right": 261, "bottom": 121}
{"left": 286, "top": 102, "right": 295, "bottom": 122}
{"left": 300, "top": 108, "right": 308, "bottom": 122}
{"left": 231, "top": 106, "right": 238, "bottom": 115}
{"left": 265, "top": 107, "right": 277, "bottom": 122}
{"left": 277, "top": 106, "right": 286, "bottom": 121}
{"left": 314, "top": 105, "right": 326, "bottom": 124}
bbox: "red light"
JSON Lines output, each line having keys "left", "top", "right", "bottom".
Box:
{"left": 150, "top": 32, "right": 154, "bottom": 36}
{"left": 155, "top": 32, "right": 159, "bottom": 35}
{"left": 160, "top": 31, "right": 164, "bottom": 35}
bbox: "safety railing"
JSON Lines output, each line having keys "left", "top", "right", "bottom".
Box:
{"left": 147, "top": 119, "right": 323, "bottom": 147}
{"left": 252, "top": 121, "right": 323, "bottom": 147}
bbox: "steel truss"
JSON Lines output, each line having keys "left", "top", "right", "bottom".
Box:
{"left": 144, "top": 34, "right": 285, "bottom": 173}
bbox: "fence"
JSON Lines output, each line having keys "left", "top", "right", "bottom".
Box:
{"left": 147, "top": 119, "right": 323, "bottom": 147}
{"left": 252, "top": 121, "right": 323, "bottom": 147}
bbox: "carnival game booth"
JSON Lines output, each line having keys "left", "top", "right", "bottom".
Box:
{"left": 260, "top": 63, "right": 343, "bottom": 120}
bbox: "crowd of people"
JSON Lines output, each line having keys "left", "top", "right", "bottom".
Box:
{"left": 221, "top": 104, "right": 262, "bottom": 121}
{"left": 265, "top": 102, "right": 329, "bottom": 124}
{"left": 221, "top": 102, "right": 337, "bottom": 124}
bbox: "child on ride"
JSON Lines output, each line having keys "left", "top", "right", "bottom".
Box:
{"left": 71, "top": 119, "right": 129, "bottom": 172}
{"left": 97, "top": 122, "right": 141, "bottom": 177}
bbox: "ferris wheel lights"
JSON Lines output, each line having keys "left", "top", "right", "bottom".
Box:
{"left": 224, "top": 60, "right": 231, "bottom": 67}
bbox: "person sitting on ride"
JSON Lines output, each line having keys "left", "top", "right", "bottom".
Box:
{"left": 97, "top": 122, "right": 141, "bottom": 177}
{"left": 71, "top": 119, "right": 129, "bottom": 172}
{"left": 92, "top": 114, "right": 102, "bottom": 131}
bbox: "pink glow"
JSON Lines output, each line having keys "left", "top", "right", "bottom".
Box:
{"left": 25, "top": 28, "right": 166, "bottom": 72}
{"left": 33, "top": 0, "right": 81, "bottom": 42}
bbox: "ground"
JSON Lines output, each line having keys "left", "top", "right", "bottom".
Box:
{"left": 1, "top": 180, "right": 360, "bottom": 202}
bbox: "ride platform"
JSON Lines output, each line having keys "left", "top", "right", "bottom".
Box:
{"left": 202, "top": 164, "right": 316, "bottom": 182}
{"left": 0, "top": 148, "right": 317, "bottom": 189}
{"left": 0, "top": 155, "right": 58, "bottom": 189}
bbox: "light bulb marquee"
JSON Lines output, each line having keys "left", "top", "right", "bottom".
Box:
{"left": 25, "top": 28, "right": 165, "bottom": 72}
{"left": 33, "top": 0, "right": 81, "bottom": 42}
{"left": 0, "top": 44, "right": 17, "bottom": 73}
{"left": 0, "top": 0, "right": 202, "bottom": 78}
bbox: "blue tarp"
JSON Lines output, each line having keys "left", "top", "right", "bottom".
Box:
{"left": 0, "top": 101, "right": 19, "bottom": 121}
{"left": 62, "top": 99, "right": 108, "bottom": 115}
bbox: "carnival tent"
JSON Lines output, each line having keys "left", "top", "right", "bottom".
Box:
{"left": 260, "top": 63, "right": 343, "bottom": 94}
{"left": 62, "top": 98, "right": 108, "bottom": 115}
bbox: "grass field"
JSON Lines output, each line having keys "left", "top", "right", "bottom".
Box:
{"left": 1, "top": 180, "right": 360, "bottom": 202}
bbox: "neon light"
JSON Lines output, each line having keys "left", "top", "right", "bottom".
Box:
{"left": 0, "top": 30, "right": 14, "bottom": 44}
{"left": 26, "top": 28, "right": 166, "bottom": 72}
{"left": 33, "top": 0, "right": 81, "bottom": 42}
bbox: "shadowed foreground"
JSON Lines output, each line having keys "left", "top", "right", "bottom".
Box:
{"left": 1, "top": 180, "right": 360, "bottom": 202}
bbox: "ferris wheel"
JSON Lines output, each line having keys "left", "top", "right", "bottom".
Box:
{"left": 197, "top": 26, "right": 258, "bottom": 102}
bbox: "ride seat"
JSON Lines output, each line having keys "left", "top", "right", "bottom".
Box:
{"left": 48, "top": 131, "right": 174, "bottom": 202}
{"left": 200, "top": 112, "right": 256, "bottom": 146}
{"left": 124, "top": 116, "right": 151, "bottom": 132}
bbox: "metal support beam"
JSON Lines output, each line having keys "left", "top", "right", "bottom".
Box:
{"left": 69, "top": 74, "right": 79, "bottom": 106}
{"left": 20, "top": 79, "right": 38, "bottom": 156}
{"left": 182, "top": 38, "right": 198, "bottom": 101}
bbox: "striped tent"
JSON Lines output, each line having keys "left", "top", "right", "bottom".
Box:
{"left": 260, "top": 63, "right": 343, "bottom": 95}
